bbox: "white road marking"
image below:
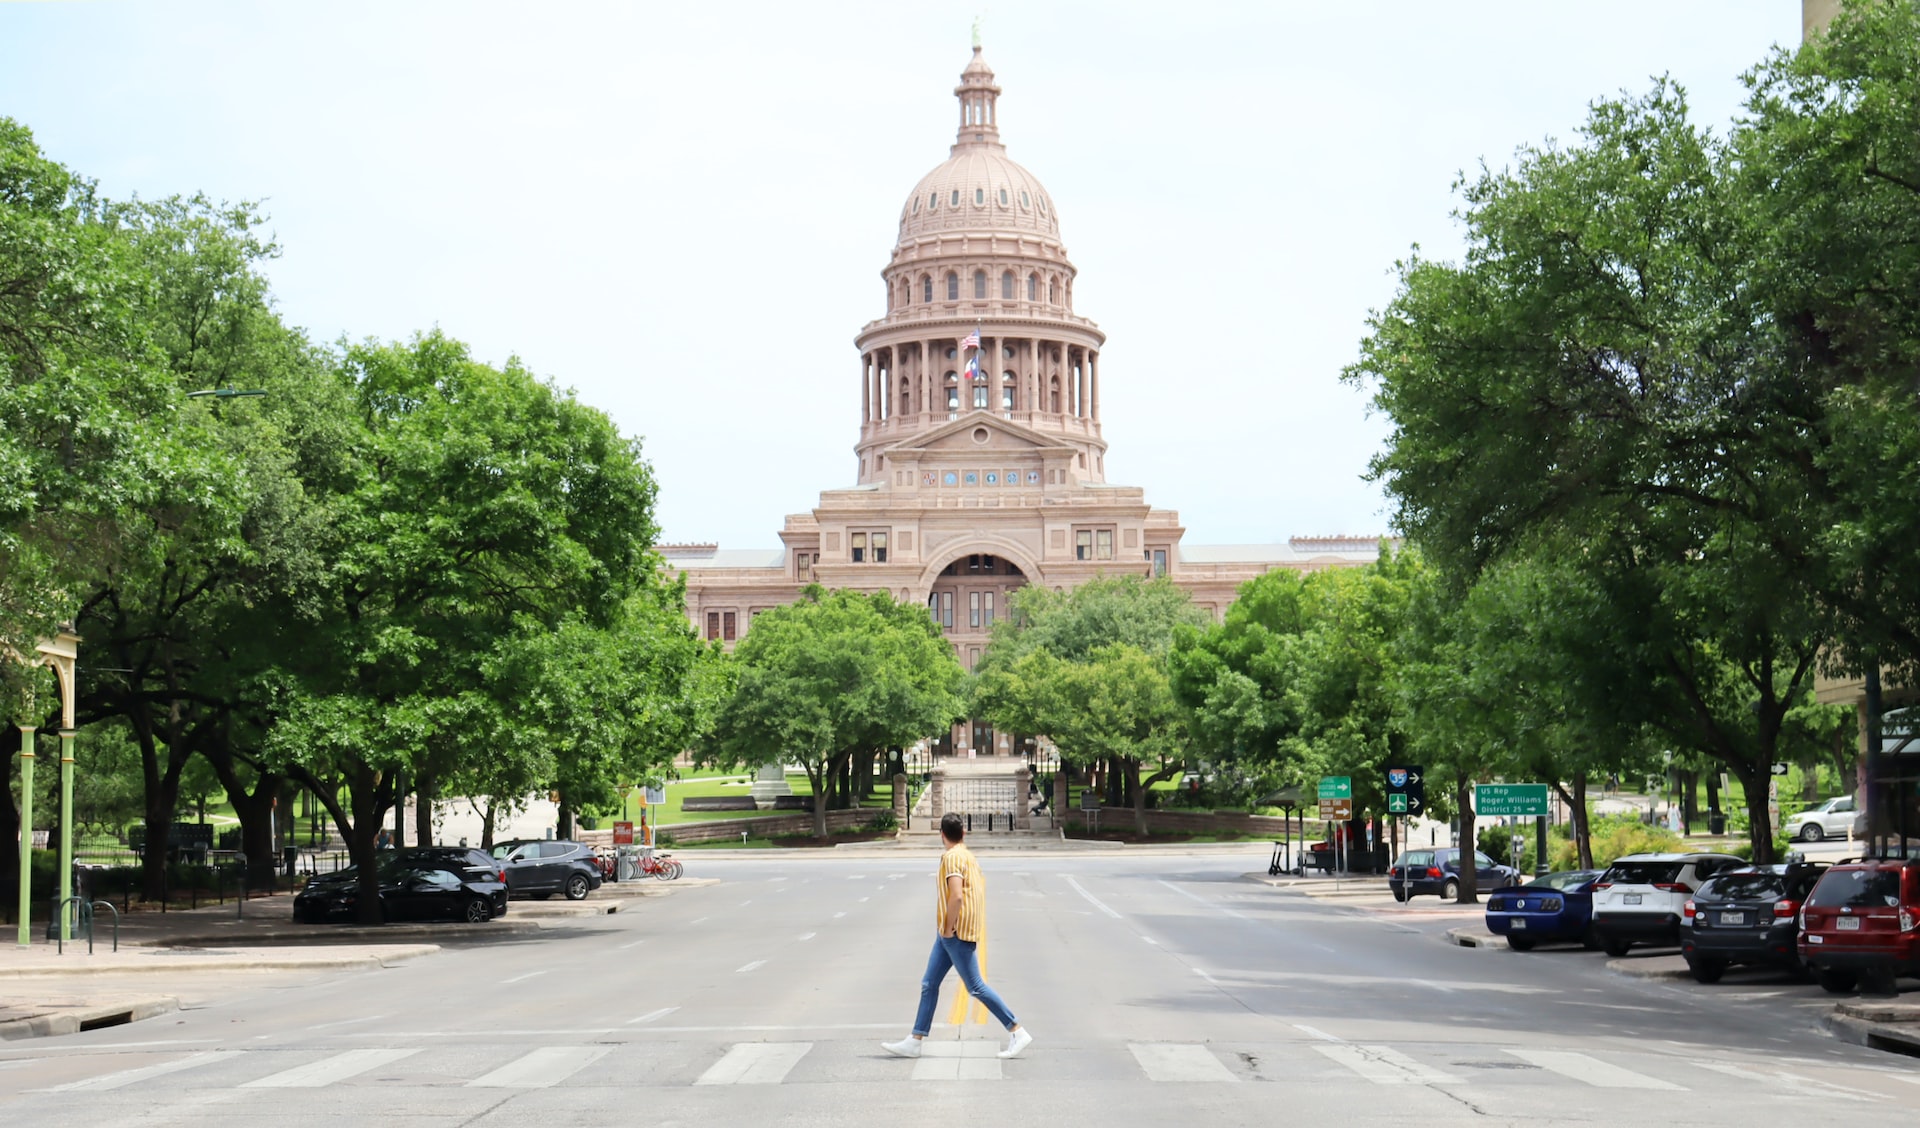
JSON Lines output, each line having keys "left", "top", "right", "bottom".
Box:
{"left": 617, "top": 939, "right": 646, "bottom": 950}
{"left": 1156, "top": 879, "right": 1253, "bottom": 921}
{"left": 627, "top": 1007, "right": 679, "bottom": 1026}
{"left": 858, "top": 896, "right": 869, "bottom": 903}
{"left": 694, "top": 1042, "right": 813, "bottom": 1085}
{"left": 19, "top": 1040, "right": 217, "bottom": 1053}
{"left": 1507, "top": 1049, "right": 1684, "bottom": 1090}
{"left": 797, "top": 932, "right": 816, "bottom": 941}
{"left": 1065, "top": 875, "right": 1121, "bottom": 919}
{"left": 1192, "top": 968, "right": 1218, "bottom": 983}
{"left": 650, "top": 1023, "right": 897, "bottom": 1033}
{"left": 848, "top": 874, "right": 867, "bottom": 880}
{"left": 736, "top": 960, "right": 766, "bottom": 973}
{"left": 888, "top": 873, "right": 906, "bottom": 880}
{"left": 912, "top": 1039, "right": 1002, "bottom": 1081}
{"left": 468, "top": 1046, "right": 609, "bottom": 1088}
{"left": 1313, "top": 1044, "right": 1463, "bottom": 1085}
{"left": 242, "top": 1048, "right": 421, "bottom": 1088}
{"left": 690, "top": 917, "right": 708, "bottom": 925}
{"left": 501, "top": 970, "right": 548, "bottom": 985}
{"left": 1129, "top": 1043, "right": 1237, "bottom": 1083}
{"left": 833, "top": 912, "right": 847, "bottom": 919}
{"left": 1293, "top": 1024, "right": 1344, "bottom": 1043}
{"left": 1693, "top": 1060, "right": 1878, "bottom": 1102}
{"left": 45, "top": 1051, "right": 244, "bottom": 1092}
{"left": 307, "top": 1015, "right": 385, "bottom": 1031}
{"left": 1139, "top": 935, "right": 1158, "bottom": 946}
{"left": 739, "top": 901, "right": 753, "bottom": 907}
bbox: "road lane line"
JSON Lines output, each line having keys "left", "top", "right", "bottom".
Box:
{"left": 1507, "top": 1049, "right": 1684, "bottom": 1090}
{"left": 694, "top": 1042, "right": 813, "bottom": 1085}
{"left": 242, "top": 1048, "right": 420, "bottom": 1088}
{"left": 1064, "top": 875, "right": 1121, "bottom": 918}
{"left": 1129, "top": 1043, "right": 1237, "bottom": 1083}
{"left": 617, "top": 939, "right": 646, "bottom": 950}
{"left": 833, "top": 912, "right": 847, "bottom": 919}
{"left": 45, "top": 1051, "right": 244, "bottom": 1092}
{"left": 1292, "top": 1024, "right": 1343, "bottom": 1043}
{"left": 1138, "top": 935, "right": 1158, "bottom": 946}
{"left": 912, "top": 1040, "right": 1002, "bottom": 1081}
{"left": 1693, "top": 1060, "right": 1877, "bottom": 1102}
{"left": 797, "top": 932, "right": 816, "bottom": 941}
{"left": 1192, "top": 968, "right": 1217, "bottom": 983}
{"left": 307, "top": 1015, "right": 385, "bottom": 1031}
{"left": 737, "top": 960, "right": 766, "bottom": 973}
{"left": 502, "top": 970, "right": 548, "bottom": 985}
{"left": 468, "top": 1046, "right": 609, "bottom": 1088}
{"left": 627, "top": 1007, "right": 679, "bottom": 1026}
{"left": 690, "top": 917, "right": 708, "bottom": 925}
{"left": 1155, "top": 879, "right": 1253, "bottom": 921}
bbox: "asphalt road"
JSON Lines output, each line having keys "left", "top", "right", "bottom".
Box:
{"left": 2, "top": 848, "right": 1915, "bottom": 1126}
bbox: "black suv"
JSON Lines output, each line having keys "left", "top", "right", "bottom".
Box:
{"left": 1680, "top": 862, "right": 1828, "bottom": 983}
{"left": 490, "top": 839, "right": 604, "bottom": 900}
{"left": 294, "top": 846, "right": 508, "bottom": 923}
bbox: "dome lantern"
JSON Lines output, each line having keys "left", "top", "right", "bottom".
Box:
{"left": 953, "top": 46, "right": 1003, "bottom": 154}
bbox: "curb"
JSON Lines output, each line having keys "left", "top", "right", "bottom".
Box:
{"left": 1823, "top": 1010, "right": 1920, "bottom": 1056}
{"left": 1445, "top": 927, "right": 1508, "bottom": 950}
{"left": 144, "top": 920, "right": 547, "bottom": 947}
{"left": 1604, "top": 957, "right": 1692, "bottom": 980}
{"left": 0, "top": 996, "right": 179, "bottom": 1041}
{"left": 0, "top": 945, "right": 442, "bottom": 978}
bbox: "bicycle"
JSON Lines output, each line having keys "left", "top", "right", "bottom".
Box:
{"left": 635, "top": 852, "right": 683, "bottom": 881}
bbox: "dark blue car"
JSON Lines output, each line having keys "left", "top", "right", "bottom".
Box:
{"left": 1485, "top": 869, "right": 1602, "bottom": 951}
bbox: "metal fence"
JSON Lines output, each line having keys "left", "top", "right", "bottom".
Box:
{"left": 940, "top": 777, "right": 1026, "bottom": 833}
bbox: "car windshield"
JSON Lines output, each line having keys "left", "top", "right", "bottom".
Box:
{"left": 1698, "top": 874, "right": 1784, "bottom": 902}
{"left": 1529, "top": 871, "right": 1596, "bottom": 890}
{"left": 1809, "top": 868, "right": 1903, "bottom": 910}
{"left": 1604, "top": 862, "right": 1682, "bottom": 886}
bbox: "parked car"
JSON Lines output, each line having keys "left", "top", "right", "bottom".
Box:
{"left": 1798, "top": 855, "right": 1920, "bottom": 994}
{"left": 1679, "top": 862, "right": 1827, "bottom": 982}
{"left": 1784, "top": 796, "right": 1857, "bottom": 843}
{"left": 1590, "top": 852, "right": 1745, "bottom": 956}
{"left": 1388, "top": 847, "right": 1521, "bottom": 902}
{"left": 490, "top": 839, "right": 604, "bottom": 900}
{"left": 1484, "top": 869, "right": 1602, "bottom": 950}
{"left": 293, "top": 847, "right": 508, "bottom": 924}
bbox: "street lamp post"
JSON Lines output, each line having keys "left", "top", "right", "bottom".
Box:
{"left": 11, "top": 630, "right": 78, "bottom": 947}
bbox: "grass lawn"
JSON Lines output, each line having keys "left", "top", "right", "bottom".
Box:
{"left": 633, "top": 774, "right": 899, "bottom": 826}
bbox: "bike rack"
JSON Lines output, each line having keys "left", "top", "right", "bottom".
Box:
{"left": 53, "top": 897, "right": 119, "bottom": 955}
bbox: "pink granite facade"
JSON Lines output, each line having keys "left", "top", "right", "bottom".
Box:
{"left": 668, "top": 47, "right": 1392, "bottom": 746}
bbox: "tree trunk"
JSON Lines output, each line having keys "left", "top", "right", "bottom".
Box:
{"left": 1456, "top": 776, "right": 1480, "bottom": 904}
{"left": 1572, "top": 771, "right": 1592, "bottom": 870}
{"left": 1128, "top": 760, "right": 1148, "bottom": 835}
{"left": 414, "top": 771, "right": 434, "bottom": 847}
{"left": 1736, "top": 760, "right": 1775, "bottom": 864}
{"left": 1705, "top": 771, "right": 1721, "bottom": 822}
{"left": 479, "top": 800, "right": 497, "bottom": 850}
{"left": 1680, "top": 771, "right": 1698, "bottom": 830}
{"left": 556, "top": 794, "right": 574, "bottom": 841}
{"left": 390, "top": 770, "right": 406, "bottom": 850}
{"left": 809, "top": 762, "right": 829, "bottom": 838}
{"left": 346, "top": 763, "right": 389, "bottom": 924}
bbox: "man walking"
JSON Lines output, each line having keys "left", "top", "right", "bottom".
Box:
{"left": 882, "top": 812, "right": 1033, "bottom": 1060}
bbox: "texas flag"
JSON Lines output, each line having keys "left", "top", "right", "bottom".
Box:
{"left": 966, "top": 355, "right": 981, "bottom": 381}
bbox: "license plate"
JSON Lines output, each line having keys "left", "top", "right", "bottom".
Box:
{"left": 1837, "top": 916, "right": 1861, "bottom": 931}
{"left": 1510, "top": 919, "right": 1527, "bottom": 930}
{"left": 1623, "top": 893, "right": 1642, "bottom": 905}
{"left": 1721, "top": 911, "right": 1745, "bottom": 925}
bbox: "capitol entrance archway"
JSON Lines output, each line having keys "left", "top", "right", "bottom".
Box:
{"left": 926, "top": 552, "right": 1030, "bottom": 756}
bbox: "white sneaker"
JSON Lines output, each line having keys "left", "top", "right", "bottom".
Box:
{"left": 998, "top": 1028, "right": 1033, "bottom": 1059}
{"left": 881, "top": 1037, "right": 923, "bottom": 1058}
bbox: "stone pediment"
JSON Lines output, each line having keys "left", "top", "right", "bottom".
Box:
{"left": 882, "top": 412, "right": 1079, "bottom": 459}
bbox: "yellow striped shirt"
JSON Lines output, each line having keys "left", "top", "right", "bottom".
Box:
{"left": 936, "top": 844, "right": 986, "bottom": 942}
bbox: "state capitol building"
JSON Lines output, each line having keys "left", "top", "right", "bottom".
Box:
{"left": 666, "top": 45, "right": 1386, "bottom": 754}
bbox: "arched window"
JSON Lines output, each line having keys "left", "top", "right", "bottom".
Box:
{"left": 1027, "top": 273, "right": 1038, "bottom": 301}
{"left": 973, "top": 271, "right": 986, "bottom": 300}
{"left": 930, "top": 192, "right": 939, "bottom": 210}
{"left": 945, "top": 374, "right": 960, "bottom": 413}
{"left": 922, "top": 274, "right": 933, "bottom": 303}
{"left": 999, "top": 188, "right": 1009, "bottom": 206}
{"left": 899, "top": 376, "right": 912, "bottom": 412}
{"left": 975, "top": 187, "right": 985, "bottom": 205}
{"left": 1048, "top": 278, "right": 1057, "bottom": 304}
{"left": 946, "top": 272, "right": 959, "bottom": 301}
{"left": 972, "top": 384, "right": 989, "bottom": 409}
{"left": 1049, "top": 376, "right": 1061, "bottom": 414}
{"left": 951, "top": 189, "right": 961, "bottom": 207}
{"left": 1002, "top": 372, "right": 1017, "bottom": 411}
{"left": 1001, "top": 271, "right": 1014, "bottom": 300}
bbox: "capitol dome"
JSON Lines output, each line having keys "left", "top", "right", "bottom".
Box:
{"left": 896, "top": 47, "right": 1061, "bottom": 243}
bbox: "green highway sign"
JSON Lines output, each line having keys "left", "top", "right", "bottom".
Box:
{"left": 1387, "top": 793, "right": 1408, "bottom": 814}
{"left": 1475, "top": 783, "right": 1549, "bottom": 817}
{"left": 1317, "top": 776, "right": 1351, "bottom": 801}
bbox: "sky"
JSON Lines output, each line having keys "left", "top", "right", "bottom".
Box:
{"left": 0, "top": 1, "right": 1805, "bottom": 549}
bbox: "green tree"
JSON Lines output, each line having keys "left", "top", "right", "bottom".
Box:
{"left": 708, "top": 586, "right": 964, "bottom": 837}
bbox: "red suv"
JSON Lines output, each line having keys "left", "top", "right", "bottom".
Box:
{"left": 1797, "top": 856, "right": 1920, "bottom": 994}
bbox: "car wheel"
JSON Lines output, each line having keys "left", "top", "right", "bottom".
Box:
{"left": 1601, "top": 936, "right": 1632, "bottom": 958}
{"left": 1799, "top": 823, "right": 1823, "bottom": 843}
{"left": 565, "top": 873, "right": 591, "bottom": 901}
{"left": 1687, "top": 956, "right": 1726, "bottom": 984}
{"left": 1813, "top": 967, "right": 1858, "bottom": 994}
{"left": 1441, "top": 878, "right": 1460, "bottom": 903}
{"left": 464, "top": 896, "right": 492, "bottom": 924}
{"left": 1861, "top": 968, "right": 1899, "bottom": 996}
{"left": 1506, "top": 936, "right": 1536, "bottom": 952}
{"left": 1391, "top": 888, "right": 1407, "bottom": 903}
{"left": 1581, "top": 927, "right": 1601, "bottom": 951}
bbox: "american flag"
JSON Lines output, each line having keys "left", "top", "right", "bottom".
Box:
{"left": 961, "top": 328, "right": 981, "bottom": 350}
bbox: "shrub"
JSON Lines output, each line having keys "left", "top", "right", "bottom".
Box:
{"left": 865, "top": 810, "right": 899, "bottom": 833}
{"left": 656, "top": 832, "right": 676, "bottom": 848}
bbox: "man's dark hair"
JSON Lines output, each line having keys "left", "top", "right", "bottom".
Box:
{"left": 940, "top": 812, "right": 965, "bottom": 842}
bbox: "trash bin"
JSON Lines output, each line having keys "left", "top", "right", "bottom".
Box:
{"left": 1708, "top": 811, "right": 1727, "bottom": 835}
{"left": 282, "top": 845, "right": 300, "bottom": 877}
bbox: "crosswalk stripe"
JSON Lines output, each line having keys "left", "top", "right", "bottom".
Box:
{"left": 912, "top": 1040, "right": 1002, "bottom": 1081}
{"left": 1692, "top": 1060, "right": 1878, "bottom": 1103}
{"left": 241, "top": 1048, "right": 420, "bottom": 1088}
{"left": 45, "top": 1051, "right": 244, "bottom": 1092}
{"left": 1506, "top": 1049, "right": 1683, "bottom": 1090}
{"left": 1311, "top": 1044, "right": 1462, "bottom": 1085}
{"left": 1129, "top": 1043, "right": 1237, "bottom": 1083}
{"left": 694, "top": 1042, "right": 813, "bottom": 1085}
{"left": 468, "top": 1046, "right": 609, "bottom": 1088}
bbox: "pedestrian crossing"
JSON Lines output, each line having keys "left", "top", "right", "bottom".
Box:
{"left": 16, "top": 1039, "right": 1897, "bottom": 1101}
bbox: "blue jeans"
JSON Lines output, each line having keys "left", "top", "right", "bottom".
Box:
{"left": 913, "top": 934, "right": 1017, "bottom": 1036}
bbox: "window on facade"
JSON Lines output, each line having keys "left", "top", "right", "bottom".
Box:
{"left": 722, "top": 611, "right": 737, "bottom": 641}
{"left": 975, "top": 187, "right": 984, "bottom": 205}
{"left": 706, "top": 611, "right": 720, "bottom": 640}
{"left": 1075, "top": 530, "right": 1092, "bottom": 561}
{"left": 1020, "top": 191, "right": 1031, "bottom": 208}
{"left": 973, "top": 271, "right": 986, "bottom": 300}
{"left": 1096, "top": 529, "right": 1114, "bottom": 560}
{"left": 1048, "top": 279, "right": 1057, "bottom": 304}
{"left": 946, "top": 272, "right": 958, "bottom": 301}
{"left": 982, "top": 592, "right": 995, "bottom": 628}
{"left": 923, "top": 275, "right": 933, "bottom": 303}
{"left": 930, "top": 192, "right": 939, "bottom": 209}
{"left": 1001, "top": 271, "right": 1014, "bottom": 299}
{"left": 1001, "top": 385, "right": 1015, "bottom": 411}
{"left": 999, "top": 188, "right": 1009, "bottom": 206}
{"left": 871, "top": 531, "right": 888, "bottom": 563}
{"left": 972, "top": 385, "right": 988, "bottom": 409}
{"left": 940, "top": 591, "right": 955, "bottom": 629}
{"left": 1027, "top": 274, "right": 1037, "bottom": 301}
{"left": 912, "top": 198, "right": 920, "bottom": 214}
{"left": 969, "top": 591, "right": 981, "bottom": 629}
{"left": 1152, "top": 549, "right": 1168, "bottom": 577}
{"left": 851, "top": 532, "right": 866, "bottom": 563}
{"left": 946, "top": 386, "right": 960, "bottom": 412}
{"left": 951, "top": 190, "right": 961, "bottom": 206}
